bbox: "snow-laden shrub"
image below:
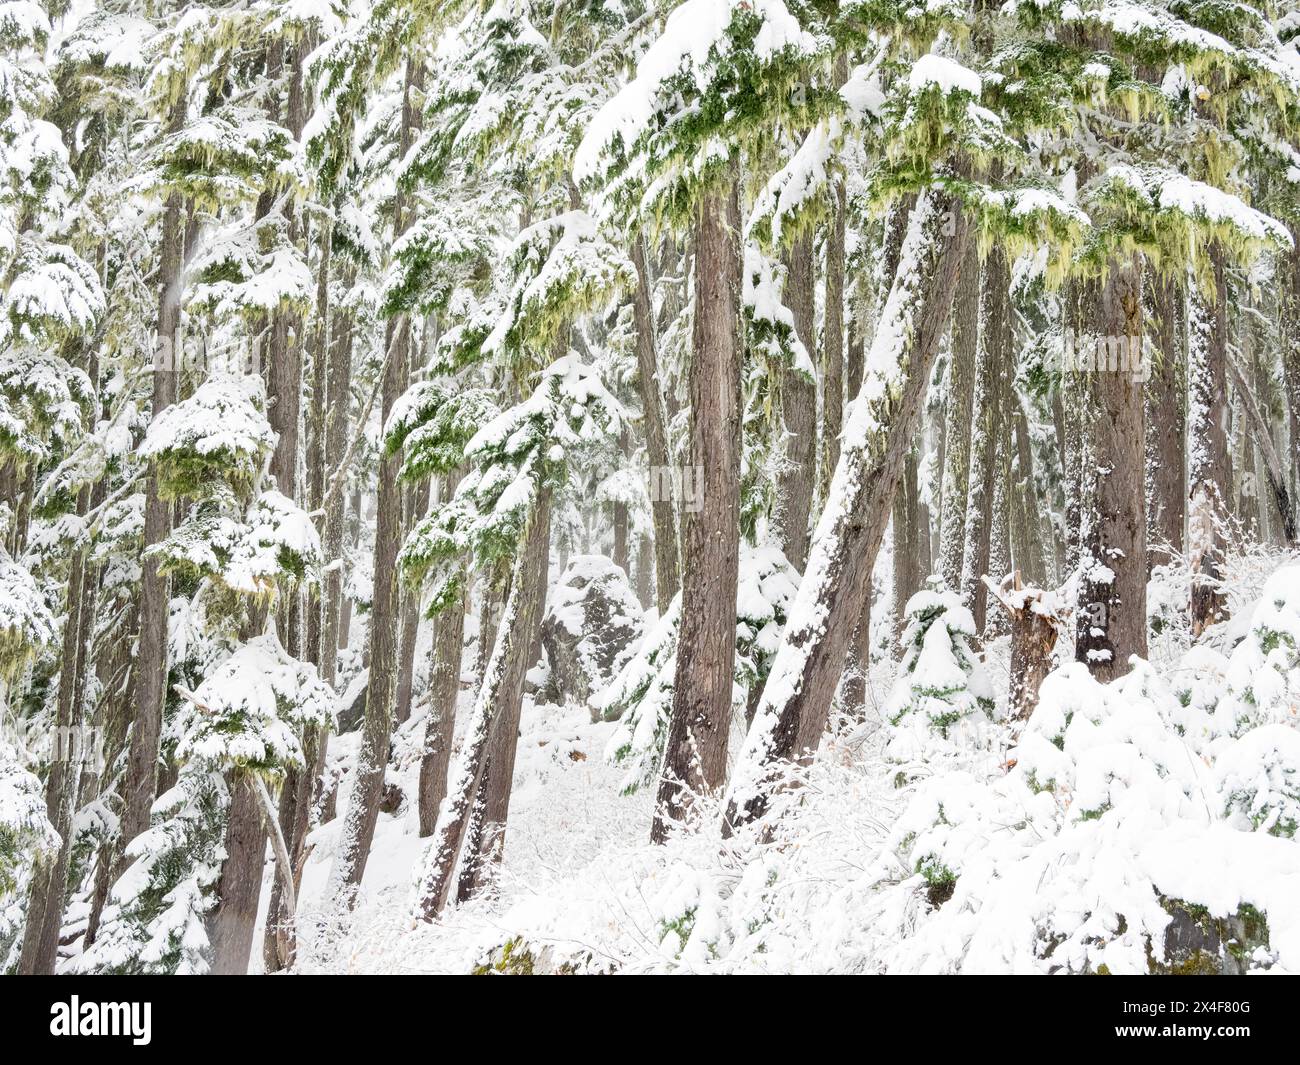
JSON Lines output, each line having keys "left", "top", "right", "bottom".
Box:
{"left": 883, "top": 589, "right": 995, "bottom": 764}
{"left": 0, "top": 739, "right": 57, "bottom": 894}
{"left": 1217, "top": 565, "right": 1300, "bottom": 736}
{"left": 1216, "top": 725, "right": 1300, "bottom": 838}
{"left": 884, "top": 613, "right": 1300, "bottom": 974}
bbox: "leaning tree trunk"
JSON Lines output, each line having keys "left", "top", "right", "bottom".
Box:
{"left": 120, "top": 99, "right": 186, "bottom": 853}
{"left": 631, "top": 236, "right": 679, "bottom": 614}
{"left": 327, "top": 60, "right": 423, "bottom": 903}
{"left": 1146, "top": 272, "right": 1185, "bottom": 572}
{"left": 459, "top": 485, "right": 552, "bottom": 892}
{"left": 727, "top": 187, "right": 970, "bottom": 831}
{"left": 939, "top": 239, "right": 980, "bottom": 592}
{"left": 1187, "top": 246, "right": 1232, "bottom": 638}
{"left": 415, "top": 488, "right": 553, "bottom": 919}
{"left": 1075, "top": 253, "right": 1148, "bottom": 679}
{"left": 776, "top": 227, "right": 818, "bottom": 573}
{"left": 650, "top": 167, "right": 743, "bottom": 844}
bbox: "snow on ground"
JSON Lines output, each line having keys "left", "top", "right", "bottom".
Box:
{"left": 258, "top": 548, "right": 1300, "bottom": 975}
{"left": 276, "top": 697, "right": 657, "bottom": 974}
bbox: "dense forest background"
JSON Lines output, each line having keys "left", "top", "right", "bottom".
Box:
{"left": 2, "top": 0, "right": 1300, "bottom": 974}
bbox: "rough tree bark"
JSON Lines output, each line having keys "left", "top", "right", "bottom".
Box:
{"left": 984, "top": 572, "right": 1061, "bottom": 722}
{"left": 650, "top": 168, "right": 743, "bottom": 844}
{"left": 890, "top": 450, "right": 924, "bottom": 645}
{"left": 207, "top": 774, "right": 266, "bottom": 975}
{"left": 820, "top": 161, "right": 846, "bottom": 503}
{"left": 961, "top": 244, "right": 1009, "bottom": 636}
{"left": 418, "top": 473, "right": 467, "bottom": 838}
{"left": 1146, "top": 272, "right": 1185, "bottom": 571}
{"left": 939, "top": 239, "right": 980, "bottom": 592}
{"left": 777, "top": 227, "right": 818, "bottom": 573}
{"left": 1075, "top": 253, "right": 1148, "bottom": 679}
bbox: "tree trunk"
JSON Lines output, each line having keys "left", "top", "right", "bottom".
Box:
{"left": 395, "top": 476, "right": 431, "bottom": 725}
{"left": 728, "top": 188, "right": 969, "bottom": 830}
{"left": 461, "top": 485, "right": 551, "bottom": 890}
{"left": 18, "top": 486, "right": 93, "bottom": 973}
{"left": 1075, "top": 253, "right": 1148, "bottom": 679}
{"left": 631, "top": 235, "right": 679, "bottom": 615}
{"left": 120, "top": 99, "right": 186, "bottom": 853}
{"left": 1146, "top": 272, "right": 1185, "bottom": 571}
{"left": 207, "top": 773, "right": 266, "bottom": 975}
{"left": 820, "top": 164, "right": 846, "bottom": 503}
{"left": 985, "top": 572, "right": 1060, "bottom": 722}
{"left": 1187, "top": 246, "right": 1232, "bottom": 637}
{"left": 635, "top": 532, "right": 654, "bottom": 608}
{"left": 986, "top": 385, "right": 1014, "bottom": 639}
{"left": 939, "top": 240, "right": 980, "bottom": 592}
{"left": 961, "top": 244, "right": 1009, "bottom": 635}
{"left": 415, "top": 490, "right": 552, "bottom": 918}
{"left": 1282, "top": 228, "right": 1300, "bottom": 515}
{"left": 418, "top": 476, "right": 466, "bottom": 839}
{"left": 777, "top": 228, "right": 817, "bottom": 572}
{"left": 651, "top": 168, "right": 743, "bottom": 844}
{"left": 890, "top": 450, "right": 923, "bottom": 645}
{"left": 326, "top": 60, "right": 424, "bottom": 902}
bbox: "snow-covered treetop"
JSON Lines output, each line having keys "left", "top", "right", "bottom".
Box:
{"left": 576, "top": 0, "right": 825, "bottom": 223}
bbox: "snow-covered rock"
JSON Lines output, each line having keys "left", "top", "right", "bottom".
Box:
{"left": 540, "top": 555, "right": 644, "bottom": 712}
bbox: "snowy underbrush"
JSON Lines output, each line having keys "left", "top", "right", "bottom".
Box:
{"left": 461, "top": 567, "right": 1300, "bottom": 975}
{"left": 290, "top": 555, "right": 1300, "bottom": 975}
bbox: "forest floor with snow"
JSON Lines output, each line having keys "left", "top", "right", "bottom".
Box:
{"left": 267, "top": 546, "right": 1300, "bottom": 975}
